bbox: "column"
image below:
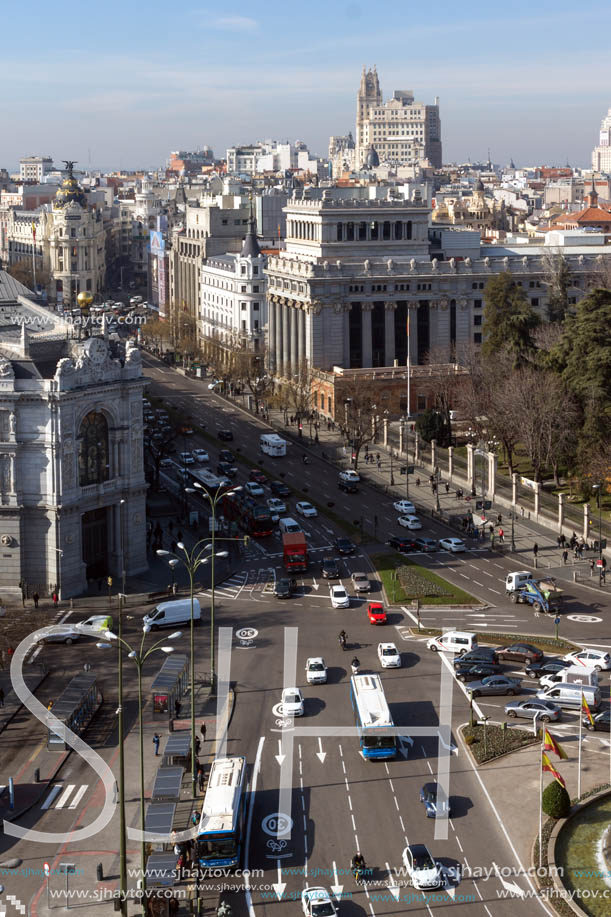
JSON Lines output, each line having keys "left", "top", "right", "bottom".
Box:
{"left": 512, "top": 472, "right": 518, "bottom": 506}
{"left": 399, "top": 422, "right": 405, "bottom": 455}
{"left": 282, "top": 304, "right": 290, "bottom": 377}
{"left": 297, "top": 308, "right": 306, "bottom": 365}
{"left": 534, "top": 481, "right": 541, "bottom": 518}
{"left": 361, "top": 304, "right": 373, "bottom": 367}
{"left": 383, "top": 418, "right": 388, "bottom": 447}
{"left": 466, "top": 443, "right": 474, "bottom": 489}
{"left": 268, "top": 300, "right": 276, "bottom": 373}
{"left": 431, "top": 439, "right": 437, "bottom": 471}
{"left": 275, "top": 302, "right": 283, "bottom": 375}
{"left": 407, "top": 304, "right": 418, "bottom": 365}
{"left": 487, "top": 452, "right": 497, "bottom": 503}
{"left": 583, "top": 503, "right": 590, "bottom": 542}
{"left": 384, "top": 303, "right": 396, "bottom": 366}
{"left": 558, "top": 493, "right": 565, "bottom": 534}
{"left": 290, "top": 306, "right": 298, "bottom": 375}
{"left": 342, "top": 307, "right": 350, "bottom": 367}
{"left": 448, "top": 445, "right": 453, "bottom": 481}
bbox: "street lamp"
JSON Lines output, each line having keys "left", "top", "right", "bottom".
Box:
{"left": 97, "top": 628, "right": 182, "bottom": 895}
{"left": 510, "top": 510, "right": 516, "bottom": 553}
{"left": 592, "top": 484, "right": 603, "bottom": 562}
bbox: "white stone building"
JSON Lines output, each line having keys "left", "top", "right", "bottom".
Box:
{"left": 0, "top": 277, "right": 147, "bottom": 598}
{"left": 592, "top": 108, "right": 611, "bottom": 173}
{"left": 19, "top": 155, "right": 54, "bottom": 182}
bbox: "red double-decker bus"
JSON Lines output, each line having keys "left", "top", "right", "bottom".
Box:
{"left": 222, "top": 491, "right": 273, "bottom": 537}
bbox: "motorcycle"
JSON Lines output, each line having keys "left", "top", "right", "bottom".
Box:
{"left": 338, "top": 634, "right": 347, "bottom": 651}
{"left": 351, "top": 658, "right": 360, "bottom": 676}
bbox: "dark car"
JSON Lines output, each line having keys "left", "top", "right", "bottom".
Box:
{"left": 217, "top": 461, "right": 237, "bottom": 478}
{"left": 274, "top": 577, "right": 296, "bottom": 599}
{"left": 338, "top": 479, "right": 358, "bottom": 494}
{"left": 496, "top": 643, "right": 544, "bottom": 664}
{"left": 218, "top": 429, "right": 233, "bottom": 441}
{"left": 270, "top": 480, "right": 290, "bottom": 497}
{"left": 583, "top": 710, "right": 611, "bottom": 732}
{"left": 420, "top": 782, "right": 451, "bottom": 819}
{"left": 249, "top": 469, "right": 267, "bottom": 485}
{"left": 219, "top": 449, "right": 235, "bottom": 463}
{"left": 414, "top": 537, "right": 437, "bottom": 552}
{"left": 454, "top": 663, "right": 501, "bottom": 682}
{"left": 321, "top": 556, "right": 340, "bottom": 578}
{"left": 524, "top": 660, "right": 571, "bottom": 679}
{"left": 453, "top": 646, "right": 499, "bottom": 669}
{"left": 388, "top": 536, "right": 418, "bottom": 553}
{"left": 334, "top": 538, "right": 355, "bottom": 556}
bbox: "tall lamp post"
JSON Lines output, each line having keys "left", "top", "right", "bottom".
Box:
{"left": 592, "top": 484, "right": 603, "bottom": 562}
{"left": 117, "top": 499, "right": 127, "bottom": 914}
{"left": 97, "top": 628, "right": 182, "bottom": 898}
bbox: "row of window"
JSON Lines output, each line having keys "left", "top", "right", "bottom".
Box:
{"left": 337, "top": 220, "right": 413, "bottom": 242}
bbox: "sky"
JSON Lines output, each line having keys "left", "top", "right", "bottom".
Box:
{"left": 3, "top": 0, "right": 611, "bottom": 172}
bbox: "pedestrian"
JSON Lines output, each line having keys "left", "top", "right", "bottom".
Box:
{"left": 557, "top": 535, "right": 562, "bottom": 549}
{"left": 520, "top": 506, "right": 524, "bottom": 517}
{"left": 174, "top": 698, "right": 181, "bottom": 719}
{"left": 416, "top": 477, "right": 420, "bottom": 486}
{"left": 560, "top": 534, "right": 566, "bottom": 549}
{"left": 498, "top": 528, "right": 504, "bottom": 543}
{"left": 153, "top": 733, "right": 160, "bottom": 756}
{"left": 200, "top": 722, "right": 207, "bottom": 741}
{"left": 445, "top": 482, "right": 450, "bottom": 494}
{"left": 33, "top": 591, "right": 39, "bottom": 609}
{"left": 590, "top": 558, "right": 595, "bottom": 577}
{"left": 47, "top": 700, "right": 54, "bottom": 711}
{"left": 19, "top": 581, "right": 26, "bottom": 608}
{"left": 489, "top": 524, "right": 494, "bottom": 538}
{"left": 198, "top": 768, "right": 205, "bottom": 793}
{"left": 52, "top": 591, "right": 59, "bottom": 608}
{"left": 377, "top": 459, "right": 381, "bottom": 470}
{"left": 7, "top": 647, "right": 14, "bottom": 662}
{"left": 497, "top": 514, "right": 502, "bottom": 526}
{"left": 192, "top": 810, "right": 200, "bottom": 826}
{"left": 0, "top": 687, "right": 5, "bottom": 707}
{"left": 562, "top": 550, "right": 569, "bottom": 566}
{"left": 195, "top": 736, "right": 201, "bottom": 756}
{"left": 533, "top": 542, "right": 539, "bottom": 559}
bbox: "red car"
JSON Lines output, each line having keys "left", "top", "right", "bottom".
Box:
{"left": 367, "top": 602, "right": 387, "bottom": 625}
{"left": 249, "top": 469, "right": 267, "bottom": 485}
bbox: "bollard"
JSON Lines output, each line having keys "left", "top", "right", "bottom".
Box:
{"left": 34, "top": 768, "right": 40, "bottom": 783}
{"left": 573, "top": 571, "right": 577, "bottom": 583}
{"left": 96, "top": 863, "right": 104, "bottom": 882}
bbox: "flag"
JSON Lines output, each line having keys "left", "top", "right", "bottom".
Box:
{"left": 542, "top": 751, "right": 566, "bottom": 788}
{"left": 31, "top": 221, "right": 36, "bottom": 241}
{"left": 406, "top": 313, "right": 410, "bottom": 337}
{"left": 581, "top": 693, "right": 594, "bottom": 726}
{"left": 543, "top": 729, "right": 568, "bottom": 760}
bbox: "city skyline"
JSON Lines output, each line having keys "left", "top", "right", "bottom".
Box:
{"left": 3, "top": 0, "right": 611, "bottom": 170}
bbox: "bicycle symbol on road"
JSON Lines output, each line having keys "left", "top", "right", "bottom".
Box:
{"left": 275, "top": 717, "right": 292, "bottom": 728}
{"left": 236, "top": 626, "right": 258, "bottom": 647}
{"left": 261, "top": 812, "right": 293, "bottom": 837}
{"left": 266, "top": 839, "right": 288, "bottom": 853}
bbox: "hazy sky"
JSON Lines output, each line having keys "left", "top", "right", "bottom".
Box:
{"left": 3, "top": 0, "right": 611, "bottom": 171}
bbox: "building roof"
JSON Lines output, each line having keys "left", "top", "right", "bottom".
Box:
{"left": 241, "top": 214, "right": 261, "bottom": 258}
{"left": 552, "top": 205, "right": 611, "bottom": 227}
{"left": 0, "top": 271, "right": 33, "bottom": 304}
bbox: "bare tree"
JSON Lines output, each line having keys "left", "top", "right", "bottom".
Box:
{"left": 142, "top": 318, "right": 173, "bottom": 353}
{"left": 337, "top": 380, "right": 384, "bottom": 470}
{"left": 542, "top": 248, "right": 572, "bottom": 323}
{"left": 285, "top": 361, "right": 314, "bottom": 437}
{"left": 232, "top": 343, "right": 274, "bottom": 415}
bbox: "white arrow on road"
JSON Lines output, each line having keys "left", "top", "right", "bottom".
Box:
{"left": 315, "top": 738, "right": 326, "bottom": 763}
{"left": 312, "top": 577, "right": 319, "bottom": 591}
{"left": 272, "top": 860, "right": 286, "bottom": 900}
{"left": 385, "top": 861, "right": 400, "bottom": 901}
{"left": 275, "top": 740, "right": 286, "bottom": 765}
{"left": 397, "top": 735, "right": 414, "bottom": 758}
{"left": 331, "top": 861, "right": 343, "bottom": 899}
{"left": 492, "top": 862, "right": 525, "bottom": 898}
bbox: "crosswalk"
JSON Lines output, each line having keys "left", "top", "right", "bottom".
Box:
{"left": 41, "top": 783, "right": 88, "bottom": 810}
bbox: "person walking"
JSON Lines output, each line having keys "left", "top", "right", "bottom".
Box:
{"left": 0, "top": 687, "right": 5, "bottom": 707}
{"left": 174, "top": 699, "right": 181, "bottom": 719}
{"left": 498, "top": 528, "right": 504, "bottom": 543}
{"left": 533, "top": 543, "right": 539, "bottom": 560}
{"left": 445, "top": 482, "right": 450, "bottom": 494}
{"left": 562, "top": 549, "right": 569, "bottom": 566}
{"left": 195, "top": 736, "right": 201, "bottom": 756}
{"left": 153, "top": 733, "right": 160, "bottom": 756}
{"left": 198, "top": 766, "right": 205, "bottom": 794}
{"left": 200, "top": 722, "right": 207, "bottom": 742}
{"left": 52, "top": 591, "right": 59, "bottom": 608}
{"left": 590, "top": 558, "right": 595, "bottom": 577}
{"left": 33, "top": 592, "right": 39, "bottom": 609}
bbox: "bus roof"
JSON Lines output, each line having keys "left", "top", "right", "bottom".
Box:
{"left": 351, "top": 673, "right": 393, "bottom": 728}
{"left": 199, "top": 756, "right": 246, "bottom": 834}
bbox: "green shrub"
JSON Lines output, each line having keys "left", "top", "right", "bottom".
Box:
{"left": 464, "top": 734, "right": 475, "bottom": 746}
{"left": 542, "top": 780, "right": 571, "bottom": 819}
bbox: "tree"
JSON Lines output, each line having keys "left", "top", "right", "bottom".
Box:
{"left": 541, "top": 780, "right": 570, "bottom": 819}
{"left": 415, "top": 409, "right": 451, "bottom": 448}
{"left": 141, "top": 319, "right": 173, "bottom": 353}
{"left": 8, "top": 258, "right": 51, "bottom": 292}
{"left": 144, "top": 425, "right": 178, "bottom": 489}
{"left": 338, "top": 382, "right": 380, "bottom": 470}
{"left": 232, "top": 344, "right": 274, "bottom": 415}
{"left": 285, "top": 362, "right": 313, "bottom": 437}
{"left": 482, "top": 272, "right": 540, "bottom": 366}
{"left": 543, "top": 250, "right": 572, "bottom": 323}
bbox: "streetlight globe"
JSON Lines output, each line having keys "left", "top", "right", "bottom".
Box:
{"left": 96, "top": 642, "right": 112, "bottom": 649}
{"left": 217, "top": 551, "right": 229, "bottom": 558}
{"left": 104, "top": 630, "right": 117, "bottom": 641}
{"left": 185, "top": 488, "right": 196, "bottom": 494}
{"left": 142, "top": 624, "right": 151, "bottom": 634}
{"left": 177, "top": 541, "right": 185, "bottom": 550}
{"left": 156, "top": 549, "right": 169, "bottom": 557}
{"left": 128, "top": 650, "right": 137, "bottom": 658}
{"left": 161, "top": 647, "right": 175, "bottom": 654}
{"left": 168, "top": 558, "right": 180, "bottom": 569}
{"left": 168, "top": 631, "right": 182, "bottom": 640}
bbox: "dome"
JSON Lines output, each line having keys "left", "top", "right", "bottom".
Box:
{"left": 365, "top": 145, "right": 379, "bottom": 169}
{"left": 54, "top": 160, "right": 86, "bottom": 209}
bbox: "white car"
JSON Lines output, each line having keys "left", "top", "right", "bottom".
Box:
{"left": 179, "top": 452, "right": 195, "bottom": 465}
{"left": 305, "top": 657, "right": 328, "bottom": 684}
{"left": 398, "top": 514, "right": 422, "bottom": 530}
{"left": 192, "top": 449, "right": 209, "bottom": 463}
{"left": 267, "top": 497, "right": 287, "bottom": 514}
{"left": 339, "top": 469, "right": 360, "bottom": 483}
{"left": 301, "top": 887, "right": 337, "bottom": 917}
{"left": 244, "top": 481, "right": 264, "bottom": 497}
{"left": 129, "top": 295, "right": 143, "bottom": 305}
{"left": 378, "top": 642, "right": 402, "bottom": 668}
{"left": 160, "top": 457, "right": 172, "bottom": 468}
{"left": 296, "top": 501, "right": 318, "bottom": 518}
{"left": 563, "top": 649, "right": 611, "bottom": 672}
{"left": 75, "top": 615, "right": 114, "bottom": 637}
{"left": 394, "top": 500, "right": 416, "bottom": 515}
{"left": 402, "top": 844, "right": 443, "bottom": 890}
{"left": 281, "top": 687, "right": 304, "bottom": 717}
{"left": 330, "top": 585, "right": 350, "bottom": 608}
{"left": 438, "top": 537, "right": 466, "bottom": 553}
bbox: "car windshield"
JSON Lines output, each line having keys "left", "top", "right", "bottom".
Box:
{"left": 285, "top": 693, "right": 300, "bottom": 704}
{"left": 412, "top": 850, "right": 435, "bottom": 870}
{"left": 311, "top": 902, "right": 335, "bottom": 917}
{"left": 309, "top": 662, "right": 324, "bottom": 671}
{"left": 335, "top": 589, "right": 346, "bottom": 597}
{"left": 382, "top": 648, "right": 395, "bottom": 656}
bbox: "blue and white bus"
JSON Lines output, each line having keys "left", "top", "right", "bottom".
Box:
{"left": 196, "top": 756, "right": 248, "bottom": 869}
{"left": 350, "top": 673, "right": 397, "bottom": 760}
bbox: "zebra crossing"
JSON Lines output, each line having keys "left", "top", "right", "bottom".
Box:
{"left": 41, "top": 783, "right": 88, "bottom": 811}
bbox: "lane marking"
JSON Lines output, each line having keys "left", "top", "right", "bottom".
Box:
{"left": 41, "top": 785, "right": 62, "bottom": 810}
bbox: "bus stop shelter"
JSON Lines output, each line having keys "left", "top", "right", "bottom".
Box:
{"left": 151, "top": 767, "right": 184, "bottom": 802}
{"left": 144, "top": 852, "right": 177, "bottom": 887}
{"left": 150, "top": 654, "right": 188, "bottom": 718}
{"left": 47, "top": 673, "right": 99, "bottom": 750}
{"left": 145, "top": 802, "right": 177, "bottom": 854}
{"left": 162, "top": 733, "right": 192, "bottom": 768}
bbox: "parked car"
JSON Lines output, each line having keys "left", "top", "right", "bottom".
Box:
{"left": 160, "top": 457, "right": 172, "bottom": 468}
{"left": 583, "top": 710, "right": 611, "bottom": 732}
{"left": 505, "top": 699, "right": 562, "bottom": 723}
{"left": 419, "top": 783, "right": 451, "bottom": 819}
{"left": 334, "top": 538, "right": 355, "bottom": 555}
{"left": 249, "top": 469, "right": 267, "bottom": 485}
{"left": 330, "top": 585, "right": 350, "bottom": 608}
{"left": 524, "top": 660, "right": 571, "bottom": 679}
{"left": 274, "top": 577, "right": 296, "bottom": 599}
{"left": 378, "top": 642, "right": 401, "bottom": 668}
{"left": 402, "top": 844, "right": 442, "bottom": 890}
{"left": 454, "top": 663, "right": 500, "bottom": 682}
{"left": 496, "top": 643, "right": 544, "bottom": 664}
{"left": 351, "top": 572, "right": 370, "bottom": 592}
{"left": 245, "top": 482, "right": 265, "bottom": 497}
{"left": 453, "top": 647, "right": 499, "bottom": 669}
{"left": 305, "top": 658, "right": 328, "bottom": 685}
{"left": 296, "top": 501, "right": 317, "bottom": 518}
{"left": 301, "top": 887, "right": 337, "bottom": 917}
{"left": 339, "top": 470, "right": 360, "bottom": 483}
{"left": 398, "top": 514, "right": 423, "bottom": 530}
{"left": 563, "top": 649, "right": 611, "bottom": 672}
{"left": 338, "top": 479, "right": 358, "bottom": 494}
{"left": 192, "top": 449, "right": 209, "bottom": 463}
{"left": 281, "top": 687, "right": 304, "bottom": 717}
{"left": 438, "top": 537, "right": 466, "bottom": 553}
{"left": 467, "top": 675, "right": 522, "bottom": 698}
{"left": 218, "top": 449, "right": 235, "bottom": 463}
{"left": 267, "top": 497, "right": 287, "bottom": 514}
{"left": 218, "top": 429, "right": 233, "bottom": 441}
{"left": 393, "top": 500, "right": 416, "bottom": 515}
{"left": 181, "top": 426, "right": 194, "bottom": 435}
{"left": 270, "top": 480, "right": 290, "bottom": 497}
{"left": 179, "top": 452, "right": 195, "bottom": 465}
{"left": 388, "top": 536, "right": 417, "bottom": 553}
{"left": 321, "top": 557, "right": 340, "bottom": 579}
{"left": 367, "top": 602, "right": 387, "bottom": 624}
{"left": 414, "top": 537, "right": 437, "bottom": 552}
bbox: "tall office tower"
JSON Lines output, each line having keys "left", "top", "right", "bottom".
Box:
{"left": 592, "top": 108, "right": 611, "bottom": 173}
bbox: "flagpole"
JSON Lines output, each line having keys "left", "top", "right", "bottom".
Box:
{"left": 578, "top": 689, "right": 583, "bottom": 799}
{"left": 539, "top": 722, "right": 544, "bottom": 869}
{"left": 31, "top": 223, "right": 37, "bottom": 292}
{"left": 406, "top": 311, "right": 411, "bottom": 422}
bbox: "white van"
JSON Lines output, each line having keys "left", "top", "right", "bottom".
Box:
{"left": 505, "top": 571, "right": 535, "bottom": 593}
{"left": 427, "top": 631, "right": 478, "bottom": 654}
{"left": 540, "top": 665, "right": 599, "bottom": 689}
{"left": 260, "top": 433, "right": 287, "bottom": 457}
{"left": 143, "top": 598, "right": 201, "bottom": 630}
{"left": 279, "top": 517, "right": 302, "bottom": 535}
{"left": 537, "top": 683, "right": 601, "bottom": 711}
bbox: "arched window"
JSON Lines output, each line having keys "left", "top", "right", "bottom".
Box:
{"left": 78, "top": 411, "right": 110, "bottom": 486}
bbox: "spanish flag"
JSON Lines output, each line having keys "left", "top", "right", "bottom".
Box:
{"left": 581, "top": 693, "right": 594, "bottom": 727}
{"left": 406, "top": 313, "right": 410, "bottom": 337}
{"left": 31, "top": 221, "right": 36, "bottom": 241}
{"left": 542, "top": 751, "right": 566, "bottom": 788}
{"left": 543, "top": 729, "right": 568, "bottom": 760}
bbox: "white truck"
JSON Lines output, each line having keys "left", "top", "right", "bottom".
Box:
{"left": 540, "top": 665, "right": 599, "bottom": 689}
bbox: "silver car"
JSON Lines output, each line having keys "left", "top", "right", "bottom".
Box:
{"left": 468, "top": 675, "right": 522, "bottom": 698}
{"left": 504, "top": 699, "right": 561, "bottom": 722}
{"left": 351, "top": 572, "right": 371, "bottom": 592}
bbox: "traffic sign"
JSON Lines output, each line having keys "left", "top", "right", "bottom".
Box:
{"left": 43, "top": 862, "right": 50, "bottom": 877}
